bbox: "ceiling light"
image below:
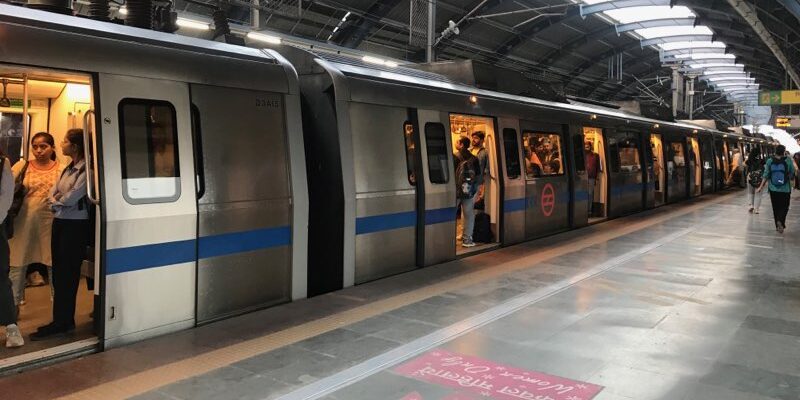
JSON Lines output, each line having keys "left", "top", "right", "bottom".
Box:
{"left": 247, "top": 32, "right": 282, "bottom": 44}
{"left": 362, "top": 56, "right": 398, "bottom": 68}
{"left": 176, "top": 17, "right": 210, "bottom": 30}
{"left": 118, "top": 6, "right": 127, "bottom": 15}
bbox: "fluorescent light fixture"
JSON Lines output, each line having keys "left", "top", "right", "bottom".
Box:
{"left": 118, "top": 6, "right": 127, "bottom": 15}
{"left": 385, "top": 61, "right": 399, "bottom": 68}
{"left": 341, "top": 11, "right": 351, "bottom": 22}
{"left": 247, "top": 31, "right": 282, "bottom": 44}
{"left": 332, "top": 26, "right": 339, "bottom": 33}
{"left": 176, "top": 17, "right": 210, "bottom": 30}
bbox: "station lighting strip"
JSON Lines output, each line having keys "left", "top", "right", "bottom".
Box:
{"left": 576, "top": 0, "right": 761, "bottom": 105}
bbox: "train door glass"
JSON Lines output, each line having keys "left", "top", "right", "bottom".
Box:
{"left": 0, "top": 66, "right": 99, "bottom": 366}
{"left": 650, "top": 134, "right": 665, "bottom": 206}
{"left": 667, "top": 140, "right": 687, "bottom": 202}
{"left": 583, "top": 127, "right": 607, "bottom": 222}
{"left": 689, "top": 137, "right": 702, "bottom": 196}
{"left": 449, "top": 114, "right": 499, "bottom": 254}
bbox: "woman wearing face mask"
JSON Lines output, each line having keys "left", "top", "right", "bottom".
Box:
{"left": 7, "top": 132, "right": 61, "bottom": 309}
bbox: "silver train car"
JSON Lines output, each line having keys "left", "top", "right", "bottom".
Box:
{"left": 0, "top": 5, "right": 308, "bottom": 352}
{"left": 279, "top": 48, "right": 764, "bottom": 296}
{"left": 0, "top": 4, "right": 773, "bottom": 367}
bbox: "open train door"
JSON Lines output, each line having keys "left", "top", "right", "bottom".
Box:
{"left": 97, "top": 74, "right": 198, "bottom": 347}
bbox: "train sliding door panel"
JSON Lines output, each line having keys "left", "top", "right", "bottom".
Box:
{"left": 607, "top": 130, "right": 644, "bottom": 217}
{"left": 521, "top": 122, "right": 569, "bottom": 239}
{"left": 349, "top": 103, "right": 416, "bottom": 283}
{"left": 191, "top": 85, "right": 292, "bottom": 323}
{"left": 666, "top": 137, "right": 688, "bottom": 202}
{"left": 418, "top": 110, "right": 456, "bottom": 266}
{"left": 498, "top": 118, "right": 525, "bottom": 245}
{"left": 700, "top": 136, "right": 715, "bottom": 193}
{"left": 99, "top": 74, "right": 197, "bottom": 346}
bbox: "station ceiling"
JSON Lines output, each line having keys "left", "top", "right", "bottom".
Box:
{"left": 119, "top": 0, "right": 800, "bottom": 121}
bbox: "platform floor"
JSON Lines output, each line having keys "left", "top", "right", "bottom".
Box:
{"left": 1, "top": 189, "right": 799, "bottom": 400}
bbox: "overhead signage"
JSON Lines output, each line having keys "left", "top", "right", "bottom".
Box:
{"left": 775, "top": 115, "right": 799, "bottom": 128}
{"left": 759, "top": 90, "right": 800, "bottom": 105}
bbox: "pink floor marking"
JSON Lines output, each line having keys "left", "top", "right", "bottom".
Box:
{"left": 394, "top": 349, "right": 603, "bottom": 400}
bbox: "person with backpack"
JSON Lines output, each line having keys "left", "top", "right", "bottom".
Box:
{"left": 0, "top": 150, "right": 24, "bottom": 348}
{"left": 31, "top": 129, "right": 91, "bottom": 340}
{"left": 757, "top": 145, "right": 795, "bottom": 233}
{"left": 454, "top": 137, "right": 479, "bottom": 248}
{"left": 7, "top": 132, "right": 61, "bottom": 308}
{"left": 744, "top": 148, "right": 765, "bottom": 214}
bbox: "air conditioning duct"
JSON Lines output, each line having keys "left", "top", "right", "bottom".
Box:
{"left": 125, "top": 0, "right": 153, "bottom": 29}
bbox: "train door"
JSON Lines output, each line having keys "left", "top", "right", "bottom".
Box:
{"left": 666, "top": 139, "right": 688, "bottom": 202}
{"left": 190, "top": 85, "right": 293, "bottom": 323}
{"left": 607, "top": 130, "right": 643, "bottom": 217}
{"left": 417, "top": 110, "right": 456, "bottom": 266}
{"left": 449, "top": 114, "right": 501, "bottom": 254}
{"left": 498, "top": 119, "right": 525, "bottom": 245}
{"left": 583, "top": 127, "right": 608, "bottom": 223}
{"left": 0, "top": 66, "right": 101, "bottom": 366}
{"left": 714, "top": 139, "right": 726, "bottom": 190}
{"left": 688, "top": 136, "right": 702, "bottom": 197}
{"left": 700, "top": 137, "right": 715, "bottom": 193}
{"left": 521, "top": 122, "right": 570, "bottom": 238}
{"left": 98, "top": 74, "right": 197, "bottom": 347}
{"left": 650, "top": 133, "right": 665, "bottom": 206}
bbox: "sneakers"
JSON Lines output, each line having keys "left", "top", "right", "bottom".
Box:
{"left": 777, "top": 222, "right": 785, "bottom": 234}
{"left": 754, "top": 209, "right": 760, "bottom": 214}
{"left": 5, "top": 324, "right": 24, "bottom": 348}
{"left": 461, "top": 239, "right": 476, "bottom": 248}
{"left": 748, "top": 207, "right": 754, "bottom": 213}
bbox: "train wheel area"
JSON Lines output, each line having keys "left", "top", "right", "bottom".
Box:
{"left": 2, "top": 189, "right": 799, "bottom": 400}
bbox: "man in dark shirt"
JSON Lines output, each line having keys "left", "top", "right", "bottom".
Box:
{"left": 584, "top": 141, "right": 601, "bottom": 216}
{"left": 454, "top": 137, "right": 479, "bottom": 247}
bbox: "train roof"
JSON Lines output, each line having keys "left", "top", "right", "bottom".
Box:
{"left": 0, "top": 4, "right": 275, "bottom": 64}
{"left": 309, "top": 51, "right": 753, "bottom": 141}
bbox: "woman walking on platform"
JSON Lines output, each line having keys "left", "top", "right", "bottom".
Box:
{"left": 757, "top": 145, "right": 795, "bottom": 233}
{"left": 745, "top": 148, "right": 765, "bottom": 214}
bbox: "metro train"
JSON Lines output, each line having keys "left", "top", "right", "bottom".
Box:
{"left": 0, "top": 4, "right": 773, "bottom": 364}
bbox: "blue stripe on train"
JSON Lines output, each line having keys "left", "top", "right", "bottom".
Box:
{"left": 354, "top": 206, "right": 456, "bottom": 236}
{"left": 106, "top": 226, "right": 292, "bottom": 275}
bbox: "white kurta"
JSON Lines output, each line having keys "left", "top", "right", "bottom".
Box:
{"left": 8, "top": 160, "right": 61, "bottom": 267}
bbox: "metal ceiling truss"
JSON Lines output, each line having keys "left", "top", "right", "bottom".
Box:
{"left": 640, "top": 34, "right": 714, "bottom": 47}
{"left": 615, "top": 17, "right": 696, "bottom": 34}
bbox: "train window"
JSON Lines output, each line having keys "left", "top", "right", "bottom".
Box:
{"left": 502, "top": 128, "right": 521, "bottom": 179}
{"left": 522, "top": 131, "right": 563, "bottom": 178}
{"left": 617, "top": 136, "right": 641, "bottom": 172}
{"left": 424, "top": 122, "right": 449, "bottom": 184}
{"left": 119, "top": 99, "right": 181, "bottom": 203}
{"left": 669, "top": 142, "right": 685, "bottom": 167}
{"left": 403, "top": 122, "right": 417, "bottom": 186}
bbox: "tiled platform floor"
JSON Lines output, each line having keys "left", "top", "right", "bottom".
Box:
{"left": 2, "top": 189, "right": 798, "bottom": 400}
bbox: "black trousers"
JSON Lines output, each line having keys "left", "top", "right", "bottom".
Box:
{"left": 769, "top": 191, "right": 791, "bottom": 228}
{"left": 52, "top": 218, "right": 90, "bottom": 328}
{"left": 0, "top": 230, "right": 15, "bottom": 326}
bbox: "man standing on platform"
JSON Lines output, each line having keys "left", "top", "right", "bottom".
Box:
{"left": 758, "top": 145, "right": 795, "bottom": 233}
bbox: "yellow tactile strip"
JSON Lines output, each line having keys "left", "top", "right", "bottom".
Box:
{"left": 59, "top": 193, "right": 735, "bottom": 400}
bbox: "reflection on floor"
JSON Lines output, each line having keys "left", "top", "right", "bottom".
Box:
{"left": 588, "top": 217, "right": 606, "bottom": 225}
{"left": 0, "top": 278, "right": 94, "bottom": 359}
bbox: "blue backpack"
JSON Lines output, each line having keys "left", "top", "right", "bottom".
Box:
{"left": 769, "top": 158, "right": 789, "bottom": 187}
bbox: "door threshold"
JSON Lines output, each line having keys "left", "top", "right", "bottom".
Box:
{"left": 456, "top": 242, "right": 500, "bottom": 258}
{"left": 0, "top": 337, "right": 99, "bottom": 376}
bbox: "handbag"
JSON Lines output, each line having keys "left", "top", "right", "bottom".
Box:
{"left": 4, "top": 161, "right": 28, "bottom": 238}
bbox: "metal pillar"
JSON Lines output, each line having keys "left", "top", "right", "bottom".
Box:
{"left": 426, "top": 0, "right": 436, "bottom": 62}
{"left": 686, "top": 76, "right": 695, "bottom": 120}
{"left": 251, "top": 0, "right": 260, "bottom": 28}
{"left": 671, "top": 67, "right": 681, "bottom": 118}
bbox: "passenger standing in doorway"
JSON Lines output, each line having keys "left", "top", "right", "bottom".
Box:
{"left": 1, "top": 151, "right": 24, "bottom": 347}
{"left": 470, "top": 131, "right": 488, "bottom": 207}
{"left": 745, "top": 148, "right": 765, "bottom": 214}
{"left": 584, "top": 141, "right": 601, "bottom": 216}
{"left": 8, "top": 132, "right": 61, "bottom": 308}
{"left": 757, "top": 145, "right": 795, "bottom": 234}
{"left": 454, "top": 137, "right": 479, "bottom": 248}
{"left": 727, "top": 148, "right": 743, "bottom": 185}
{"left": 31, "top": 129, "right": 91, "bottom": 340}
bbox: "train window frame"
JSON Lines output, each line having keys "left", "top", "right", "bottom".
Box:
{"left": 118, "top": 98, "right": 182, "bottom": 204}
{"left": 522, "top": 131, "right": 565, "bottom": 179}
{"left": 402, "top": 121, "right": 417, "bottom": 186}
{"left": 616, "top": 135, "right": 641, "bottom": 173}
{"left": 502, "top": 128, "right": 521, "bottom": 179}
{"left": 573, "top": 132, "right": 586, "bottom": 173}
{"left": 424, "top": 122, "right": 450, "bottom": 184}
